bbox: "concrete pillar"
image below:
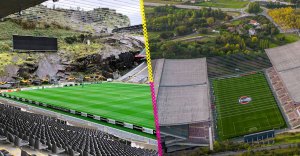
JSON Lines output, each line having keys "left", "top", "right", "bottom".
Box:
{"left": 209, "top": 127, "right": 213, "bottom": 150}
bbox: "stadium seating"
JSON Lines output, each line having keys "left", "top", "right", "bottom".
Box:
{"left": 266, "top": 67, "right": 300, "bottom": 128}
{"left": 0, "top": 104, "right": 157, "bottom": 156}
{"left": 118, "top": 62, "right": 148, "bottom": 83}
{"left": 0, "top": 150, "right": 13, "bottom": 156}
{"left": 0, "top": 149, "right": 35, "bottom": 156}
{"left": 188, "top": 122, "right": 210, "bottom": 144}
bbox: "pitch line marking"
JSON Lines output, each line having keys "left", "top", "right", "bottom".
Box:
{"left": 264, "top": 115, "right": 271, "bottom": 127}
{"left": 233, "top": 122, "right": 237, "bottom": 135}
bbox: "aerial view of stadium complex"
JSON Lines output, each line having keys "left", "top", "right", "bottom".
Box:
{"left": 0, "top": 0, "right": 158, "bottom": 155}
{"left": 145, "top": 0, "right": 300, "bottom": 155}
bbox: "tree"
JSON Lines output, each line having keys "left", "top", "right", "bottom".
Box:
{"left": 251, "top": 36, "right": 258, "bottom": 43}
{"left": 248, "top": 2, "right": 261, "bottom": 14}
{"left": 259, "top": 39, "right": 270, "bottom": 49}
{"left": 268, "top": 7, "right": 300, "bottom": 30}
{"left": 175, "top": 26, "right": 191, "bottom": 36}
{"left": 159, "top": 32, "right": 174, "bottom": 39}
{"left": 207, "top": 17, "right": 215, "bottom": 26}
{"left": 214, "top": 141, "right": 221, "bottom": 152}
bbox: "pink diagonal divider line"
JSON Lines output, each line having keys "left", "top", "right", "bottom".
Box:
{"left": 149, "top": 82, "right": 163, "bottom": 156}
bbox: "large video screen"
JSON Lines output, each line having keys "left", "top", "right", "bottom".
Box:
{"left": 13, "top": 35, "right": 58, "bottom": 51}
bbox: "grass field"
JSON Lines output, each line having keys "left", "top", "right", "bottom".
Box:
{"left": 212, "top": 73, "right": 286, "bottom": 140}
{"left": 6, "top": 82, "right": 154, "bottom": 129}
{"left": 196, "top": 0, "right": 249, "bottom": 9}
{"left": 145, "top": 0, "right": 184, "bottom": 5}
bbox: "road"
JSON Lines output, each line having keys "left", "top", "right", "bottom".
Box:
{"left": 172, "top": 35, "right": 206, "bottom": 42}
{"left": 260, "top": 7, "right": 284, "bottom": 33}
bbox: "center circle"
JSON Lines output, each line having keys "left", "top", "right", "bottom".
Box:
{"left": 239, "top": 96, "right": 252, "bottom": 105}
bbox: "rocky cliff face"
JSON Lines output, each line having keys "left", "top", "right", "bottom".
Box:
{"left": 1, "top": 34, "right": 144, "bottom": 82}
{"left": 8, "top": 5, "right": 130, "bottom": 33}
{"left": 0, "top": 5, "right": 144, "bottom": 83}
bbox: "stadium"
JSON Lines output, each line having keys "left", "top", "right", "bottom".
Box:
{"left": 0, "top": 0, "right": 157, "bottom": 155}
{"left": 153, "top": 41, "right": 300, "bottom": 153}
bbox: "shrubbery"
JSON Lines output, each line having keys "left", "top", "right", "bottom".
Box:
{"left": 248, "top": 2, "right": 261, "bottom": 14}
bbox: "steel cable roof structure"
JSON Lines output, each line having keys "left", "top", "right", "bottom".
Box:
{"left": 0, "top": 0, "right": 47, "bottom": 18}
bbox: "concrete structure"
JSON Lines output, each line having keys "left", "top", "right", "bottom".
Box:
{"left": 0, "top": 0, "right": 48, "bottom": 18}
{"left": 112, "top": 25, "right": 142, "bottom": 33}
{"left": 153, "top": 58, "right": 212, "bottom": 152}
{"left": 266, "top": 41, "right": 300, "bottom": 128}
{"left": 266, "top": 41, "right": 300, "bottom": 104}
{"left": 117, "top": 62, "right": 148, "bottom": 83}
{"left": 157, "top": 59, "right": 210, "bottom": 126}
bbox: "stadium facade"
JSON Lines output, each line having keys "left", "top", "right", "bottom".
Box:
{"left": 152, "top": 42, "right": 300, "bottom": 152}
{"left": 153, "top": 59, "right": 213, "bottom": 153}
{"left": 266, "top": 41, "right": 300, "bottom": 128}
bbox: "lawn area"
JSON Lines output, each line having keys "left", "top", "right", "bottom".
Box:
{"left": 5, "top": 83, "right": 154, "bottom": 129}
{"left": 226, "top": 11, "right": 242, "bottom": 17}
{"left": 274, "top": 132, "right": 300, "bottom": 145}
{"left": 278, "top": 34, "right": 300, "bottom": 43}
{"left": 232, "top": 20, "right": 243, "bottom": 26}
{"left": 144, "top": 0, "right": 184, "bottom": 5}
{"left": 148, "top": 31, "right": 163, "bottom": 40}
{"left": 144, "top": 7, "right": 155, "bottom": 14}
{"left": 196, "top": 0, "right": 249, "bottom": 9}
{"left": 0, "top": 20, "right": 79, "bottom": 41}
{"left": 212, "top": 73, "right": 286, "bottom": 140}
{"left": 270, "top": 33, "right": 300, "bottom": 48}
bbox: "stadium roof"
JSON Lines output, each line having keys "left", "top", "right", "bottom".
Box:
{"left": 160, "top": 59, "right": 208, "bottom": 86}
{"left": 266, "top": 41, "right": 300, "bottom": 72}
{"left": 156, "top": 58, "right": 210, "bottom": 126}
{"left": 0, "top": 0, "right": 47, "bottom": 18}
{"left": 266, "top": 41, "right": 300, "bottom": 103}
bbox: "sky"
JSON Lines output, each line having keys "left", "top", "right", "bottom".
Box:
{"left": 42, "top": 0, "right": 142, "bottom": 25}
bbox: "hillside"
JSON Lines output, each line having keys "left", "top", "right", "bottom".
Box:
{"left": 7, "top": 5, "right": 130, "bottom": 33}
{"left": 0, "top": 6, "right": 144, "bottom": 83}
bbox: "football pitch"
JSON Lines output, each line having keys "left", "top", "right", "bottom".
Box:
{"left": 6, "top": 82, "right": 154, "bottom": 129}
{"left": 212, "top": 73, "right": 286, "bottom": 140}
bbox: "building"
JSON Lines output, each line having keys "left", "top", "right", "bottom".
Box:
{"left": 249, "top": 20, "right": 260, "bottom": 26}
{"left": 266, "top": 41, "right": 300, "bottom": 128}
{"left": 153, "top": 58, "right": 213, "bottom": 152}
{"left": 249, "top": 28, "right": 256, "bottom": 36}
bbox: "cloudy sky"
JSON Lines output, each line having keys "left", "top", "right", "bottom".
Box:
{"left": 42, "top": 0, "right": 142, "bottom": 25}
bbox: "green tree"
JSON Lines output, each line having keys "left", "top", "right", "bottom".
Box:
{"left": 207, "top": 17, "right": 215, "bottom": 26}
{"left": 213, "top": 141, "right": 221, "bottom": 152}
{"left": 175, "top": 26, "right": 191, "bottom": 36}
{"left": 251, "top": 36, "right": 258, "bottom": 43}
{"left": 248, "top": 2, "right": 261, "bottom": 14}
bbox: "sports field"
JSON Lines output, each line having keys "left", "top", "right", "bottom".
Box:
{"left": 6, "top": 83, "right": 154, "bottom": 129}
{"left": 212, "top": 73, "right": 286, "bottom": 140}
{"left": 196, "top": 0, "right": 249, "bottom": 9}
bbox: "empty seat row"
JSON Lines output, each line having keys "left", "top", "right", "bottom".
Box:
{"left": 0, "top": 104, "right": 157, "bottom": 156}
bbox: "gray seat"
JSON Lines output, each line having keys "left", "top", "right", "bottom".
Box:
{"left": 34, "top": 138, "right": 48, "bottom": 150}
{"left": 0, "top": 135, "right": 7, "bottom": 141}
{"left": 51, "top": 143, "right": 65, "bottom": 154}
{"left": 14, "top": 136, "right": 29, "bottom": 147}
{"left": 21, "top": 150, "right": 30, "bottom": 156}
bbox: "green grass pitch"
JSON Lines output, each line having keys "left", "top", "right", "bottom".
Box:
{"left": 6, "top": 82, "right": 154, "bottom": 129}
{"left": 212, "top": 73, "right": 286, "bottom": 140}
